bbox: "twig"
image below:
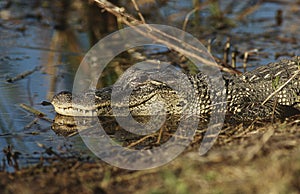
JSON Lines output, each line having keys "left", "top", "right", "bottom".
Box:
{"left": 126, "top": 133, "right": 157, "bottom": 148}
{"left": 236, "top": 2, "right": 262, "bottom": 21}
{"left": 39, "top": 117, "right": 53, "bottom": 123}
{"left": 231, "top": 49, "right": 237, "bottom": 68}
{"left": 37, "top": 143, "right": 63, "bottom": 159}
{"left": 24, "top": 118, "right": 39, "bottom": 129}
{"left": 26, "top": 77, "right": 33, "bottom": 106}
{"left": 19, "top": 103, "right": 46, "bottom": 117}
{"left": 182, "top": 0, "right": 212, "bottom": 31}
{"left": 130, "top": 0, "right": 146, "bottom": 24}
{"left": 243, "top": 51, "right": 249, "bottom": 72}
{"left": 223, "top": 37, "right": 230, "bottom": 64}
{"left": 92, "top": 0, "right": 240, "bottom": 75}
{"left": 156, "top": 126, "right": 165, "bottom": 144}
{"left": 262, "top": 69, "right": 300, "bottom": 105}
{"left": 68, "top": 131, "right": 79, "bottom": 137}
{"left": 182, "top": 7, "right": 200, "bottom": 32}
{"left": 6, "top": 66, "right": 41, "bottom": 83}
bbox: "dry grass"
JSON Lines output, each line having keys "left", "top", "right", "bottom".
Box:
{"left": 1, "top": 116, "right": 299, "bottom": 194}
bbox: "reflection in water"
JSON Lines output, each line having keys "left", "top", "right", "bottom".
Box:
{"left": 44, "top": 29, "right": 82, "bottom": 100}
{"left": 51, "top": 113, "right": 203, "bottom": 149}
{"left": 45, "top": 0, "right": 120, "bottom": 100}
{"left": 0, "top": 0, "right": 119, "bottom": 171}
{"left": 52, "top": 114, "right": 101, "bottom": 136}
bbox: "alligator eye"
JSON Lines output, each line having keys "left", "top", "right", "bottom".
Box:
{"left": 58, "top": 91, "right": 72, "bottom": 95}
{"left": 52, "top": 91, "right": 72, "bottom": 104}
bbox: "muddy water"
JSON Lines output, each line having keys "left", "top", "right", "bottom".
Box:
{"left": 0, "top": 0, "right": 300, "bottom": 171}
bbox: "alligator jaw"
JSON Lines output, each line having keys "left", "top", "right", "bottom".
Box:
{"left": 53, "top": 105, "right": 98, "bottom": 117}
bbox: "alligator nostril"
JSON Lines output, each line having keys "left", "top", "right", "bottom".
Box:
{"left": 41, "top": 101, "right": 52, "bottom": 106}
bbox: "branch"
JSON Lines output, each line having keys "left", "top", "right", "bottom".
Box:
{"left": 262, "top": 69, "right": 300, "bottom": 105}
{"left": 91, "top": 0, "right": 240, "bottom": 74}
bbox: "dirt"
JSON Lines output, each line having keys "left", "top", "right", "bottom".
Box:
{"left": 1, "top": 116, "right": 300, "bottom": 194}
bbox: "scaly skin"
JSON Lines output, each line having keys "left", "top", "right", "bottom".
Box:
{"left": 51, "top": 57, "right": 300, "bottom": 122}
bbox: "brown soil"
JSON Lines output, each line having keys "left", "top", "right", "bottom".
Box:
{"left": 1, "top": 116, "right": 300, "bottom": 194}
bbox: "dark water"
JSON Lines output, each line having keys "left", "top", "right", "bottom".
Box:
{"left": 0, "top": 0, "right": 300, "bottom": 171}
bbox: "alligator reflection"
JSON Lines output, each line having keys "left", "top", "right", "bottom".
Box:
{"left": 51, "top": 114, "right": 203, "bottom": 149}
{"left": 52, "top": 114, "right": 115, "bottom": 136}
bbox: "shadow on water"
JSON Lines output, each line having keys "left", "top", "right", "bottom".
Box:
{"left": 0, "top": 0, "right": 300, "bottom": 171}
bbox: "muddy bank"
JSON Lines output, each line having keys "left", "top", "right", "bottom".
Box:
{"left": 1, "top": 117, "right": 300, "bottom": 194}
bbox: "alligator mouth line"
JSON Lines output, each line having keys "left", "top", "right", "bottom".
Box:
{"left": 54, "top": 106, "right": 98, "bottom": 117}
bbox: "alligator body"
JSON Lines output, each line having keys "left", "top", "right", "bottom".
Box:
{"left": 51, "top": 57, "right": 300, "bottom": 122}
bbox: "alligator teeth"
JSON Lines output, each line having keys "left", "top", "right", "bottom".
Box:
{"left": 54, "top": 106, "right": 97, "bottom": 117}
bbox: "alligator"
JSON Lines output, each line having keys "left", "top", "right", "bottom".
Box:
{"left": 51, "top": 56, "right": 300, "bottom": 122}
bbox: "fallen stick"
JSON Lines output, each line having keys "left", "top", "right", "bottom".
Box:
{"left": 6, "top": 66, "right": 41, "bottom": 83}
{"left": 20, "top": 103, "right": 46, "bottom": 117}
